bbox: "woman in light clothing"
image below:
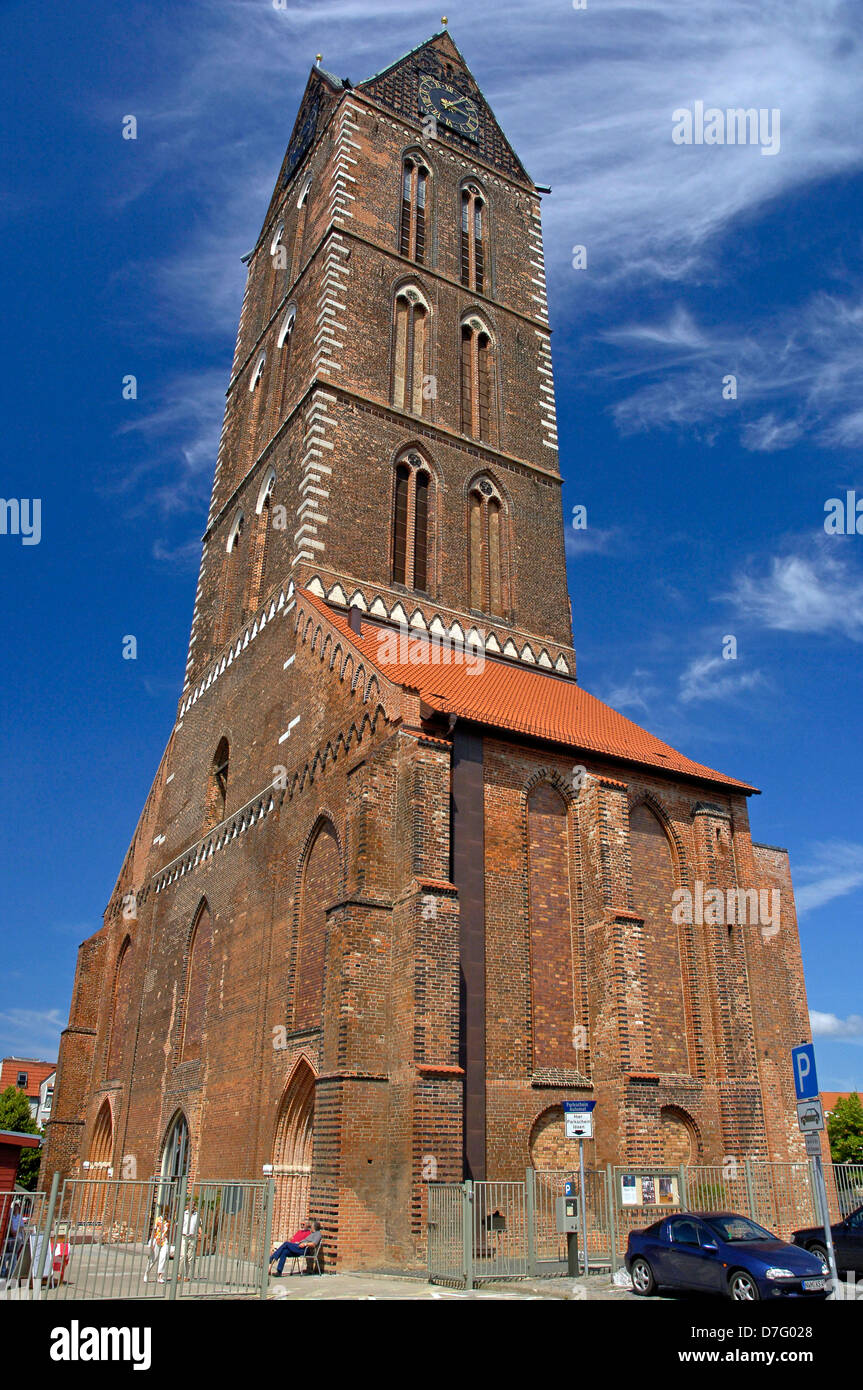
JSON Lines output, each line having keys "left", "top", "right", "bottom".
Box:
{"left": 144, "top": 1211, "right": 169, "bottom": 1284}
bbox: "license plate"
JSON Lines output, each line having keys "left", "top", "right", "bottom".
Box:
{"left": 802, "top": 1278, "right": 826, "bottom": 1290}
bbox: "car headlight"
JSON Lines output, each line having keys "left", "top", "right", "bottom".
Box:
{"left": 764, "top": 1267, "right": 795, "bottom": 1279}
{"left": 819, "top": 1262, "right": 829, "bottom": 1275}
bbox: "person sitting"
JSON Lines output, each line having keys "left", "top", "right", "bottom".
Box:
{"left": 269, "top": 1221, "right": 322, "bottom": 1275}
{"left": 269, "top": 1219, "right": 311, "bottom": 1273}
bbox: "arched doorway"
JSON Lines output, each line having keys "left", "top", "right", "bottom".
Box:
{"left": 81, "top": 1099, "right": 114, "bottom": 1224}
{"left": 272, "top": 1061, "right": 315, "bottom": 1242}
{"left": 88, "top": 1099, "right": 114, "bottom": 1173}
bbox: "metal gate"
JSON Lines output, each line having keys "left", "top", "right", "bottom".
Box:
{"left": 427, "top": 1160, "right": 863, "bottom": 1286}
{"left": 1, "top": 1174, "right": 274, "bottom": 1301}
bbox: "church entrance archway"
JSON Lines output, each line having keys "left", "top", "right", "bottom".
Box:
{"left": 81, "top": 1099, "right": 114, "bottom": 1224}
{"left": 272, "top": 1060, "right": 315, "bottom": 1242}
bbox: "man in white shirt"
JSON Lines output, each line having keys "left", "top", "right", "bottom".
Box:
{"left": 180, "top": 1201, "right": 199, "bottom": 1281}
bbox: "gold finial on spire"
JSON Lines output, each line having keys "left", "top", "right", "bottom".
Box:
{"left": 441, "top": 16, "right": 448, "bottom": 25}
{"left": 315, "top": 53, "right": 322, "bottom": 65}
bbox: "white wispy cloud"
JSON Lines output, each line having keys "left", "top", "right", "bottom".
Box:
{"left": 610, "top": 290, "right": 863, "bottom": 450}
{"left": 810, "top": 1010, "right": 863, "bottom": 1039}
{"left": 598, "top": 670, "right": 658, "bottom": 713}
{"left": 794, "top": 840, "right": 863, "bottom": 913}
{"left": 678, "top": 652, "right": 766, "bottom": 703}
{"left": 113, "top": 370, "right": 227, "bottom": 517}
{"left": 0, "top": 1008, "right": 65, "bottom": 1060}
{"left": 565, "top": 525, "right": 622, "bottom": 557}
{"left": 727, "top": 543, "right": 863, "bottom": 641}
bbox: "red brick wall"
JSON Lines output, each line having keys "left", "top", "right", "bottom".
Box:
{"left": 527, "top": 782, "right": 578, "bottom": 1071}
{"left": 629, "top": 802, "right": 690, "bottom": 1076}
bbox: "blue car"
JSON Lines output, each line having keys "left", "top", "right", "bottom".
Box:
{"left": 626, "top": 1211, "right": 830, "bottom": 1301}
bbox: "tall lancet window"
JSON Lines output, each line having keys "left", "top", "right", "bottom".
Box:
{"left": 460, "top": 184, "right": 486, "bottom": 293}
{"left": 460, "top": 317, "right": 496, "bottom": 443}
{"left": 291, "top": 177, "right": 312, "bottom": 283}
{"left": 392, "top": 287, "right": 430, "bottom": 416}
{"left": 468, "top": 476, "right": 507, "bottom": 617}
{"left": 400, "top": 157, "right": 429, "bottom": 264}
{"left": 274, "top": 306, "right": 297, "bottom": 428}
{"left": 217, "top": 510, "right": 245, "bottom": 646}
{"left": 246, "top": 468, "right": 276, "bottom": 614}
{"left": 268, "top": 221, "right": 286, "bottom": 317}
{"left": 391, "top": 452, "right": 433, "bottom": 593}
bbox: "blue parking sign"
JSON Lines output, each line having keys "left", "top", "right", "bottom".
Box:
{"left": 792, "top": 1043, "right": 819, "bottom": 1101}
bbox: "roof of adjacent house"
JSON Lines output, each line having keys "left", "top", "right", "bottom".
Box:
{"left": 299, "top": 592, "right": 758, "bottom": 794}
{"left": 0, "top": 1059, "right": 57, "bottom": 1100}
{"left": 0, "top": 1130, "right": 42, "bottom": 1149}
{"left": 822, "top": 1091, "right": 859, "bottom": 1114}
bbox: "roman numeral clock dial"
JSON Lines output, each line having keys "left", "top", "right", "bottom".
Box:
{"left": 418, "top": 74, "right": 479, "bottom": 140}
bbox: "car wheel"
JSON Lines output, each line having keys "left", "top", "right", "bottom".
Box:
{"left": 631, "top": 1257, "right": 656, "bottom": 1296}
{"left": 808, "top": 1242, "right": 828, "bottom": 1265}
{"left": 728, "top": 1270, "right": 760, "bottom": 1302}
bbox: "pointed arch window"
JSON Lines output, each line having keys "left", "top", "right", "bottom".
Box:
{"left": 392, "top": 452, "right": 433, "bottom": 592}
{"left": 273, "top": 306, "right": 297, "bottom": 426}
{"left": 181, "top": 902, "right": 212, "bottom": 1062}
{"left": 268, "top": 222, "right": 287, "bottom": 316}
{"left": 460, "top": 184, "right": 486, "bottom": 293}
{"left": 294, "top": 821, "right": 341, "bottom": 1033}
{"left": 249, "top": 352, "right": 266, "bottom": 393}
{"left": 469, "top": 476, "right": 507, "bottom": 616}
{"left": 217, "top": 511, "right": 245, "bottom": 646}
{"left": 392, "top": 287, "right": 429, "bottom": 416}
{"left": 106, "top": 937, "right": 133, "bottom": 1080}
{"left": 400, "top": 157, "right": 429, "bottom": 264}
{"left": 291, "top": 177, "right": 312, "bottom": 282}
{"left": 460, "top": 317, "right": 496, "bottom": 443}
{"left": 160, "top": 1112, "right": 190, "bottom": 1183}
{"left": 207, "top": 737, "right": 229, "bottom": 828}
{"left": 246, "top": 468, "right": 276, "bottom": 612}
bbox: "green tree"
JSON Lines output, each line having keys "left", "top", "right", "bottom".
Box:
{"left": 0, "top": 1085, "right": 42, "bottom": 1190}
{"left": 827, "top": 1091, "right": 863, "bottom": 1164}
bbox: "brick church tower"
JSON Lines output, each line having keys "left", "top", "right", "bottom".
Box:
{"left": 46, "top": 29, "right": 815, "bottom": 1268}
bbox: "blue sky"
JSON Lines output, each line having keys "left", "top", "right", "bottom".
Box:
{"left": 1, "top": 0, "right": 860, "bottom": 1091}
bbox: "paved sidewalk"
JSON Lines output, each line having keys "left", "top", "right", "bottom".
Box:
{"left": 267, "top": 1271, "right": 636, "bottom": 1300}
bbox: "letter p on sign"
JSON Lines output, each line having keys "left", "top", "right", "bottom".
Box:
{"left": 792, "top": 1043, "right": 818, "bottom": 1101}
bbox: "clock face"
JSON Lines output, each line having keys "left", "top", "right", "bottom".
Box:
{"left": 286, "top": 99, "right": 319, "bottom": 180}
{"left": 418, "top": 75, "right": 479, "bottom": 140}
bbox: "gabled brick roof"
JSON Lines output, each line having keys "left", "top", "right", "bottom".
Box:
{"left": 299, "top": 592, "right": 758, "bottom": 793}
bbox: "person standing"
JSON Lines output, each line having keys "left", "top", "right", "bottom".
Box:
{"left": 180, "top": 1200, "right": 199, "bottom": 1281}
{"left": 144, "top": 1209, "right": 169, "bottom": 1284}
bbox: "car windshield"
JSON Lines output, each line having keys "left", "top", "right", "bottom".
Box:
{"left": 705, "top": 1215, "right": 776, "bottom": 1243}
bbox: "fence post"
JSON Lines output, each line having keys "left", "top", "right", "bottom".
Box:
{"left": 260, "top": 1178, "right": 275, "bottom": 1299}
{"left": 462, "top": 1181, "right": 473, "bottom": 1291}
{"left": 34, "top": 1171, "right": 61, "bottom": 1296}
{"left": 744, "top": 1158, "right": 757, "bottom": 1223}
{"left": 525, "top": 1168, "right": 536, "bottom": 1278}
{"left": 167, "top": 1172, "right": 187, "bottom": 1301}
{"left": 678, "top": 1164, "right": 688, "bottom": 1210}
{"left": 606, "top": 1164, "right": 618, "bottom": 1274}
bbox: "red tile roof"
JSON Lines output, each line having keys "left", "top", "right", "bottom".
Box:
{"left": 299, "top": 592, "right": 757, "bottom": 793}
{"left": 0, "top": 1059, "right": 56, "bottom": 1100}
{"left": 821, "top": 1091, "right": 859, "bottom": 1114}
